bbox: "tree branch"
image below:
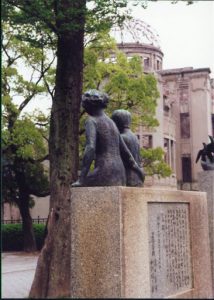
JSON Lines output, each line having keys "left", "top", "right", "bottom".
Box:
{"left": 30, "top": 190, "right": 50, "bottom": 197}
{"left": 27, "top": 154, "right": 49, "bottom": 164}
{"left": 35, "top": 122, "right": 49, "bottom": 127}
{"left": 80, "top": 109, "right": 86, "bottom": 118}
{"left": 41, "top": 134, "right": 49, "bottom": 143}
{"left": 2, "top": 42, "right": 22, "bottom": 67}
{"left": 7, "top": 0, "right": 58, "bottom": 35}
{"left": 18, "top": 52, "right": 55, "bottom": 111}
{"left": 79, "top": 128, "right": 85, "bottom": 135}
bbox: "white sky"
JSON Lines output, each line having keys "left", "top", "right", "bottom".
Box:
{"left": 18, "top": 0, "right": 214, "bottom": 114}
{"left": 130, "top": 0, "right": 214, "bottom": 76}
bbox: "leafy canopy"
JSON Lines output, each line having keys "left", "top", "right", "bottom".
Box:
{"left": 2, "top": 22, "right": 50, "bottom": 205}
{"left": 83, "top": 31, "right": 159, "bottom": 129}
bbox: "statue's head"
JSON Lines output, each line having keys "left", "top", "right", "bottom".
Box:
{"left": 112, "top": 109, "right": 131, "bottom": 132}
{"left": 82, "top": 90, "right": 109, "bottom": 114}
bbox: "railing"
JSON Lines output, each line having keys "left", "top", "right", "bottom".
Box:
{"left": 2, "top": 217, "right": 48, "bottom": 225}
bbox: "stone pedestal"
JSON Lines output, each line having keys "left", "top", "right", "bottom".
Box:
{"left": 198, "top": 171, "right": 214, "bottom": 294}
{"left": 70, "top": 187, "right": 213, "bottom": 298}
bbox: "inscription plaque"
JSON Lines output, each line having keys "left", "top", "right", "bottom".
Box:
{"left": 148, "top": 203, "right": 192, "bottom": 298}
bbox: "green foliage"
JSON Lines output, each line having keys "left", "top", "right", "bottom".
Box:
{"left": 2, "top": 223, "right": 46, "bottom": 251}
{"left": 2, "top": 0, "right": 131, "bottom": 47}
{"left": 132, "top": 0, "right": 195, "bottom": 8}
{"left": 83, "top": 33, "right": 159, "bottom": 131}
{"left": 2, "top": 20, "right": 50, "bottom": 210}
{"left": 80, "top": 32, "right": 169, "bottom": 179}
{"left": 141, "top": 147, "right": 172, "bottom": 178}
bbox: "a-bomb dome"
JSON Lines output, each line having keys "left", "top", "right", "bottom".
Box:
{"left": 110, "top": 18, "right": 161, "bottom": 49}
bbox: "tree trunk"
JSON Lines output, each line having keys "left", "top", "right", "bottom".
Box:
{"left": 29, "top": 1, "right": 86, "bottom": 298}
{"left": 18, "top": 196, "right": 37, "bottom": 252}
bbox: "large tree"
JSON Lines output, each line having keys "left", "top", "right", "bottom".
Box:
{"left": 2, "top": 0, "right": 132, "bottom": 297}
{"left": 2, "top": 23, "right": 51, "bottom": 251}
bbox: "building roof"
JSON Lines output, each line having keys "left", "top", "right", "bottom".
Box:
{"left": 110, "top": 18, "right": 161, "bottom": 49}
{"left": 117, "top": 42, "right": 164, "bottom": 57}
{"left": 159, "top": 67, "right": 211, "bottom": 76}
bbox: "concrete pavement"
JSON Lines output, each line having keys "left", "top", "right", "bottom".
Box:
{"left": 2, "top": 252, "right": 39, "bottom": 299}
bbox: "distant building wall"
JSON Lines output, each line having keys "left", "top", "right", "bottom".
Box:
{"left": 117, "top": 42, "right": 213, "bottom": 191}
{"left": 161, "top": 68, "right": 212, "bottom": 189}
{"left": 3, "top": 196, "right": 50, "bottom": 221}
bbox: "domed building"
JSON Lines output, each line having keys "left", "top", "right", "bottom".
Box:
{"left": 111, "top": 18, "right": 214, "bottom": 190}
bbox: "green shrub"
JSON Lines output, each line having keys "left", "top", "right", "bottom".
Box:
{"left": 2, "top": 223, "right": 46, "bottom": 251}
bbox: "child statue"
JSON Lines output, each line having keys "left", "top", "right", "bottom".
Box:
{"left": 112, "top": 109, "right": 144, "bottom": 187}
{"left": 72, "top": 90, "right": 144, "bottom": 187}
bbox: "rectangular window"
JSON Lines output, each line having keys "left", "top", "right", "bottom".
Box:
{"left": 163, "top": 96, "right": 170, "bottom": 117}
{"left": 142, "top": 135, "right": 152, "bottom": 149}
{"left": 182, "top": 156, "right": 192, "bottom": 182}
{"left": 157, "top": 60, "right": 160, "bottom": 70}
{"left": 144, "top": 57, "right": 150, "bottom": 68}
{"left": 180, "top": 113, "right": 190, "bottom": 138}
{"left": 212, "top": 114, "right": 214, "bottom": 137}
{"left": 164, "top": 138, "right": 169, "bottom": 164}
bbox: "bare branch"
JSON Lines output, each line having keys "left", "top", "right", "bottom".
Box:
{"left": 2, "top": 42, "right": 22, "bottom": 67}
{"left": 18, "top": 52, "right": 56, "bottom": 111}
{"left": 80, "top": 109, "right": 86, "bottom": 118}
{"left": 79, "top": 128, "right": 85, "bottom": 136}
{"left": 40, "top": 49, "right": 56, "bottom": 100}
{"left": 30, "top": 190, "right": 50, "bottom": 197}
{"left": 27, "top": 154, "right": 49, "bottom": 163}
{"left": 41, "top": 134, "right": 49, "bottom": 143}
{"left": 35, "top": 122, "right": 49, "bottom": 127}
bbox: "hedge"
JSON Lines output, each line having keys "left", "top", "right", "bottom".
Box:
{"left": 2, "top": 223, "right": 46, "bottom": 251}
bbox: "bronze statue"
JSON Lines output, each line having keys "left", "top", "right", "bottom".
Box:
{"left": 196, "top": 136, "right": 214, "bottom": 170}
{"left": 72, "top": 90, "right": 144, "bottom": 187}
{"left": 112, "top": 109, "right": 144, "bottom": 187}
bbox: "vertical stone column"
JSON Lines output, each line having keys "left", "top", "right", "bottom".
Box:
{"left": 70, "top": 187, "right": 150, "bottom": 298}
{"left": 172, "top": 140, "right": 176, "bottom": 172}
{"left": 198, "top": 170, "right": 214, "bottom": 294}
{"left": 169, "top": 138, "right": 172, "bottom": 168}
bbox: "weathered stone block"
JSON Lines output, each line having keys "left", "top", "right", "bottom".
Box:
{"left": 70, "top": 187, "right": 212, "bottom": 298}
{"left": 198, "top": 171, "right": 214, "bottom": 295}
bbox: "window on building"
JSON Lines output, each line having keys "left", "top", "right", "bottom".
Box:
{"left": 182, "top": 156, "right": 192, "bottom": 182}
{"left": 163, "top": 96, "right": 170, "bottom": 117}
{"left": 164, "top": 138, "right": 169, "bottom": 164}
{"left": 157, "top": 60, "right": 160, "bottom": 70}
{"left": 143, "top": 57, "right": 150, "bottom": 68}
{"left": 142, "top": 135, "right": 152, "bottom": 149}
{"left": 180, "top": 113, "right": 190, "bottom": 138}
{"left": 171, "top": 140, "right": 175, "bottom": 171}
{"left": 212, "top": 114, "right": 214, "bottom": 137}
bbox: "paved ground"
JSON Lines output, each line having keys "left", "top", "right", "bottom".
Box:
{"left": 2, "top": 252, "right": 39, "bottom": 299}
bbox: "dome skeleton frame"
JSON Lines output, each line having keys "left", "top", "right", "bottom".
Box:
{"left": 111, "top": 18, "right": 161, "bottom": 48}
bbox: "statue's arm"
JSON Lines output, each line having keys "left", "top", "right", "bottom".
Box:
{"left": 119, "top": 136, "right": 145, "bottom": 182}
{"left": 72, "top": 118, "right": 97, "bottom": 187}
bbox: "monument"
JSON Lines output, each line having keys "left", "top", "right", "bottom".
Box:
{"left": 71, "top": 91, "right": 213, "bottom": 298}
{"left": 197, "top": 135, "right": 214, "bottom": 294}
{"left": 112, "top": 109, "right": 143, "bottom": 187}
{"left": 72, "top": 90, "right": 144, "bottom": 187}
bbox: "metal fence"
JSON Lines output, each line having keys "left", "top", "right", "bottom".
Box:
{"left": 2, "top": 217, "right": 48, "bottom": 225}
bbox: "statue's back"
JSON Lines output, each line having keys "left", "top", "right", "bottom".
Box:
{"left": 84, "top": 114, "right": 126, "bottom": 186}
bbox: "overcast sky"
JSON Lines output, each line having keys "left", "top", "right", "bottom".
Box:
{"left": 130, "top": 0, "right": 214, "bottom": 76}
{"left": 18, "top": 1, "right": 214, "bottom": 114}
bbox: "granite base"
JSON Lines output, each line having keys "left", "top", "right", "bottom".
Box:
{"left": 70, "top": 187, "right": 212, "bottom": 298}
